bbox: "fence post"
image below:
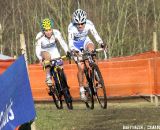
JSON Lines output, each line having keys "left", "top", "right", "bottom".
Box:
{"left": 150, "top": 95, "right": 154, "bottom": 103}
{"left": 149, "top": 32, "right": 159, "bottom": 107}
{"left": 153, "top": 32, "right": 158, "bottom": 106}
{"left": 20, "top": 34, "right": 28, "bottom": 65}
{"left": 155, "top": 96, "right": 159, "bottom": 107}
{"left": 148, "top": 59, "right": 155, "bottom": 104}
{"left": 0, "top": 23, "right": 2, "bottom": 54}
{"left": 20, "top": 34, "right": 36, "bottom": 130}
{"left": 153, "top": 32, "right": 158, "bottom": 52}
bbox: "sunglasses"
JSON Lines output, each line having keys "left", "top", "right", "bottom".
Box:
{"left": 75, "top": 22, "right": 86, "bottom": 26}
{"left": 44, "top": 29, "right": 52, "bottom": 32}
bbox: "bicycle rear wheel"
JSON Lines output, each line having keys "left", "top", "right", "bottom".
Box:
{"left": 92, "top": 64, "right": 107, "bottom": 109}
{"left": 58, "top": 69, "right": 73, "bottom": 110}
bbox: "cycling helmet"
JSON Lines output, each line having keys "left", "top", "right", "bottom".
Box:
{"left": 40, "top": 18, "right": 54, "bottom": 31}
{"left": 72, "top": 9, "right": 87, "bottom": 24}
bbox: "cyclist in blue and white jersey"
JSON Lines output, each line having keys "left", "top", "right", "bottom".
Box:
{"left": 68, "top": 9, "right": 106, "bottom": 101}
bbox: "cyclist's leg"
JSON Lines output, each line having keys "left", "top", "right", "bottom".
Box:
{"left": 77, "top": 61, "right": 88, "bottom": 101}
{"left": 83, "top": 37, "right": 95, "bottom": 51}
{"left": 41, "top": 51, "right": 52, "bottom": 86}
{"left": 72, "top": 40, "right": 87, "bottom": 101}
{"left": 85, "top": 42, "right": 95, "bottom": 52}
{"left": 77, "top": 61, "right": 85, "bottom": 87}
{"left": 84, "top": 38, "right": 97, "bottom": 64}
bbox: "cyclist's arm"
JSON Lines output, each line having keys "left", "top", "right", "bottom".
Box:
{"left": 35, "top": 32, "right": 43, "bottom": 61}
{"left": 88, "top": 20, "right": 103, "bottom": 45}
{"left": 68, "top": 32, "right": 75, "bottom": 50}
{"left": 35, "top": 40, "right": 42, "bottom": 61}
{"left": 54, "top": 30, "right": 69, "bottom": 54}
{"left": 68, "top": 25, "right": 79, "bottom": 51}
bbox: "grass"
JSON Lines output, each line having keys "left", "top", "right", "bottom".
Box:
{"left": 34, "top": 99, "right": 160, "bottom": 130}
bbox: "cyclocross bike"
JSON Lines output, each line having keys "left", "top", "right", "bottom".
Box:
{"left": 45, "top": 56, "right": 73, "bottom": 109}
{"left": 71, "top": 48, "right": 107, "bottom": 109}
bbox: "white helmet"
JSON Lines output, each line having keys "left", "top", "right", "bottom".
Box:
{"left": 72, "top": 9, "right": 87, "bottom": 24}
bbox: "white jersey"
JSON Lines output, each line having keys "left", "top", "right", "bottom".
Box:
{"left": 35, "top": 29, "right": 68, "bottom": 60}
{"left": 68, "top": 19, "right": 103, "bottom": 50}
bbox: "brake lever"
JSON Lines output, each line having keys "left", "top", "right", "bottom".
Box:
{"left": 103, "top": 48, "right": 109, "bottom": 59}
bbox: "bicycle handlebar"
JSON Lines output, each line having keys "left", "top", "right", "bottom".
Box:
{"left": 50, "top": 55, "right": 67, "bottom": 61}
{"left": 70, "top": 48, "right": 108, "bottom": 59}
{"left": 50, "top": 55, "right": 72, "bottom": 64}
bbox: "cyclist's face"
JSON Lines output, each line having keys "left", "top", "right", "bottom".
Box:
{"left": 44, "top": 29, "right": 53, "bottom": 38}
{"left": 76, "top": 23, "right": 85, "bottom": 31}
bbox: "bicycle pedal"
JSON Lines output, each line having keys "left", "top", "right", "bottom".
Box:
{"left": 62, "top": 87, "right": 68, "bottom": 91}
{"left": 84, "top": 85, "right": 89, "bottom": 89}
{"left": 96, "top": 83, "right": 102, "bottom": 88}
{"left": 48, "top": 91, "right": 52, "bottom": 96}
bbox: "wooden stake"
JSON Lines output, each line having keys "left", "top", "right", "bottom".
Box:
{"left": 153, "top": 32, "right": 158, "bottom": 52}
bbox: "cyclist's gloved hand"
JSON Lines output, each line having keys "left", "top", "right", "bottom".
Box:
{"left": 100, "top": 43, "right": 106, "bottom": 49}
{"left": 66, "top": 51, "right": 71, "bottom": 58}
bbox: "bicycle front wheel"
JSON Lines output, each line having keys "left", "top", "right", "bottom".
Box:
{"left": 85, "top": 86, "right": 94, "bottom": 109}
{"left": 84, "top": 67, "right": 94, "bottom": 109}
{"left": 50, "top": 86, "right": 63, "bottom": 109}
{"left": 92, "top": 64, "right": 107, "bottom": 109}
{"left": 58, "top": 69, "right": 73, "bottom": 110}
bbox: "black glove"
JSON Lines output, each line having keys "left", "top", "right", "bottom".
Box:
{"left": 66, "top": 51, "right": 71, "bottom": 58}
{"left": 100, "top": 43, "right": 106, "bottom": 49}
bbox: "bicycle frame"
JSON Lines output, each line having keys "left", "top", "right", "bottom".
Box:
{"left": 50, "top": 60, "right": 64, "bottom": 93}
{"left": 49, "top": 57, "right": 73, "bottom": 109}
{"left": 83, "top": 51, "right": 97, "bottom": 95}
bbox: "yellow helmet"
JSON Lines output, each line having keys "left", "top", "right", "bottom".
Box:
{"left": 40, "top": 18, "right": 54, "bottom": 31}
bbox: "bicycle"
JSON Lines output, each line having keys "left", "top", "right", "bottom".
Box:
{"left": 70, "top": 48, "right": 107, "bottom": 109}
{"left": 44, "top": 56, "right": 73, "bottom": 110}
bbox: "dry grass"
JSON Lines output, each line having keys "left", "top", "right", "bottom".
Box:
{"left": 35, "top": 99, "right": 160, "bottom": 130}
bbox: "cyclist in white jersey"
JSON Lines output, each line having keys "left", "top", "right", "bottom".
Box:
{"left": 35, "top": 18, "right": 69, "bottom": 87}
{"left": 68, "top": 9, "right": 106, "bottom": 101}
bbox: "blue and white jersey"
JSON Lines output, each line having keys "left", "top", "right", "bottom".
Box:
{"left": 68, "top": 19, "right": 103, "bottom": 51}
{"left": 35, "top": 29, "right": 68, "bottom": 60}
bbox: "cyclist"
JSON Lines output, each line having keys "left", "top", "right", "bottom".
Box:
{"left": 68, "top": 9, "right": 106, "bottom": 102}
{"left": 35, "top": 18, "right": 70, "bottom": 90}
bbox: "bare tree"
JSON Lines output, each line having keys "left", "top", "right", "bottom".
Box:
{"left": 1, "top": 0, "right": 160, "bottom": 63}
